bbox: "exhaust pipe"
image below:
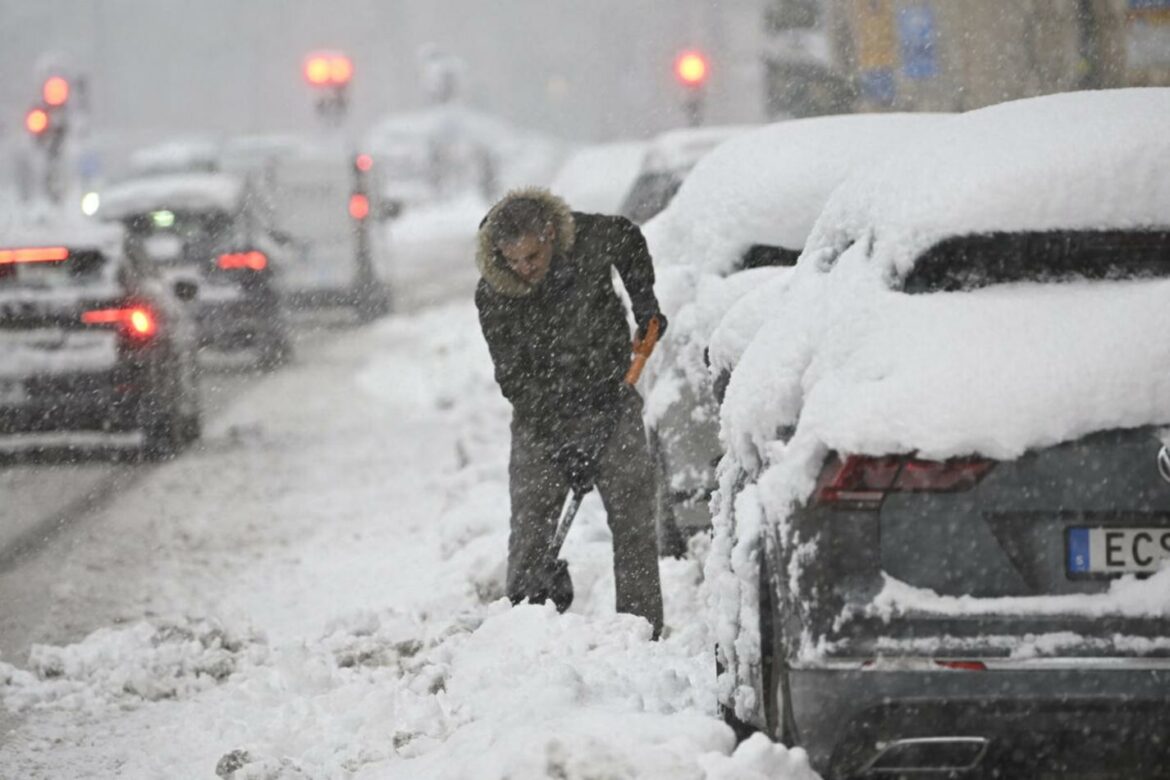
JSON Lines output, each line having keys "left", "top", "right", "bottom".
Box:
{"left": 863, "top": 737, "right": 989, "bottom": 776}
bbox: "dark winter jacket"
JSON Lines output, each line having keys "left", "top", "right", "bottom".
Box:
{"left": 475, "top": 188, "right": 660, "bottom": 449}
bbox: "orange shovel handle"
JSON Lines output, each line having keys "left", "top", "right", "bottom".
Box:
{"left": 624, "top": 316, "right": 661, "bottom": 386}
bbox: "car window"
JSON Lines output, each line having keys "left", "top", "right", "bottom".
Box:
{"left": 124, "top": 210, "right": 241, "bottom": 269}
{"left": 902, "top": 230, "right": 1170, "bottom": 293}
{"left": 736, "top": 244, "right": 800, "bottom": 272}
{"left": 0, "top": 249, "right": 109, "bottom": 290}
{"left": 619, "top": 171, "right": 682, "bottom": 224}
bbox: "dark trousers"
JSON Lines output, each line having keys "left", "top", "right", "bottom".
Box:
{"left": 507, "top": 389, "right": 664, "bottom": 638}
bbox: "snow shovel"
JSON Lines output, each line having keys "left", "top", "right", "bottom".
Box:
{"left": 535, "top": 316, "right": 662, "bottom": 609}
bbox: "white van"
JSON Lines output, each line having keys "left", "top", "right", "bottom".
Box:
{"left": 220, "top": 136, "right": 392, "bottom": 319}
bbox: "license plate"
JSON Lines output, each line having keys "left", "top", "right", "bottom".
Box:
{"left": 1067, "top": 527, "right": 1170, "bottom": 575}
{"left": 0, "top": 378, "right": 28, "bottom": 406}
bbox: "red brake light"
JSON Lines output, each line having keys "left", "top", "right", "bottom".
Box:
{"left": 349, "top": 193, "right": 370, "bottom": 220}
{"left": 218, "top": 251, "right": 268, "bottom": 271}
{"left": 0, "top": 246, "right": 69, "bottom": 264}
{"left": 82, "top": 306, "right": 157, "bottom": 340}
{"left": 814, "top": 454, "right": 994, "bottom": 507}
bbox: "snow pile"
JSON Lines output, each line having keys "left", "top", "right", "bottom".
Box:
{"left": 0, "top": 299, "right": 815, "bottom": 778}
{"left": 0, "top": 617, "right": 265, "bottom": 714}
{"left": 550, "top": 140, "right": 648, "bottom": 214}
{"left": 700, "top": 734, "right": 819, "bottom": 780}
{"left": 644, "top": 114, "right": 951, "bottom": 275}
{"left": 806, "top": 88, "right": 1170, "bottom": 280}
{"left": 99, "top": 172, "right": 243, "bottom": 219}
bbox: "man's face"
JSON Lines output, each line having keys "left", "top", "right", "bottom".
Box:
{"left": 499, "top": 226, "right": 555, "bottom": 286}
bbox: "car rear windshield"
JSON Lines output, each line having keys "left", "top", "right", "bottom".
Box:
{"left": 124, "top": 210, "right": 238, "bottom": 267}
{"left": 0, "top": 249, "right": 108, "bottom": 290}
{"left": 902, "top": 230, "right": 1170, "bottom": 293}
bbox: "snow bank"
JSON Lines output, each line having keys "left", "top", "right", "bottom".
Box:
{"left": 550, "top": 140, "right": 648, "bottom": 214}
{"left": 0, "top": 617, "right": 265, "bottom": 714}
{"left": 0, "top": 299, "right": 814, "bottom": 778}
{"left": 99, "top": 173, "right": 243, "bottom": 219}
{"left": 644, "top": 114, "right": 952, "bottom": 275}
{"left": 806, "top": 88, "right": 1170, "bottom": 280}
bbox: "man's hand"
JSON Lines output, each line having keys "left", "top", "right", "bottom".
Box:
{"left": 637, "top": 313, "right": 667, "bottom": 343}
{"left": 553, "top": 443, "right": 599, "bottom": 494}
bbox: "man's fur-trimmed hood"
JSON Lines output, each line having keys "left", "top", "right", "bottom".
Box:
{"left": 476, "top": 187, "right": 576, "bottom": 297}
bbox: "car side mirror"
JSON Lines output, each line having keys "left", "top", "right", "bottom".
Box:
{"left": 173, "top": 279, "right": 198, "bottom": 302}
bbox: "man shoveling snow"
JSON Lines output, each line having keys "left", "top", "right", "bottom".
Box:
{"left": 475, "top": 188, "right": 668, "bottom": 638}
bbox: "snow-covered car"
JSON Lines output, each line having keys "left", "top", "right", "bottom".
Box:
{"left": 713, "top": 89, "right": 1170, "bottom": 778}
{"left": 549, "top": 140, "right": 648, "bottom": 215}
{"left": 642, "top": 114, "right": 951, "bottom": 553}
{"left": 100, "top": 172, "right": 292, "bottom": 368}
{"left": 220, "top": 136, "right": 391, "bottom": 319}
{"left": 0, "top": 221, "right": 202, "bottom": 457}
{"left": 619, "top": 125, "right": 751, "bottom": 225}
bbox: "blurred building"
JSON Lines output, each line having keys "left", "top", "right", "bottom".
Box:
{"left": 763, "top": 0, "right": 1170, "bottom": 116}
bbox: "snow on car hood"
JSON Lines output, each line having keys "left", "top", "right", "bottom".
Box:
{"left": 99, "top": 173, "right": 243, "bottom": 220}
{"left": 643, "top": 113, "right": 952, "bottom": 276}
{"left": 806, "top": 89, "right": 1170, "bottom": 281}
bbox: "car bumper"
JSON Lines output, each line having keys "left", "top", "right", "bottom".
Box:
{"left": 195, "top": 298, "right": 283, "bottom": 350}
{"left": 0, "top": 369, "right": 145, "bottom": 434}
{"left": 789, "top": 663, "right": 1170, "bottom": 778}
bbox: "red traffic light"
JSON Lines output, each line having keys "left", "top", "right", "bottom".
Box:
{"left": 25, "top": 107, "right": 50, "bottom": 135}
{"left": 305, "top": 52, "right": 353, "bottom": 86}
{"left": 675, "top": 51, "right": 709, "bottom": 87}
{"left": 43, "top": 76, "right": 70, "bottom": 107}
{"left": 348, "top": 193, "right": 370, "bottom": 220}
{"left": 355, "top": 153, "right": 373, "bottom": 172}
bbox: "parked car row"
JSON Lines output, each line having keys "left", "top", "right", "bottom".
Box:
{"left": 615, "top": 89, "right": 1170, "bottom": 778}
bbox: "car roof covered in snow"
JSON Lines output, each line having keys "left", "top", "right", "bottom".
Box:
{"left": 644, "top": 113, "right": 953, "bottom": 274}
{"left": 638, "top": 125, "right": 752, "bottom": 174}
{"left": 99, "top": 173, "right": 245, "bottom": 220}
{"left": 550, "top": 140, "right": 649, "bottom": 214}
{"left": 721, "top": 91, "right": 1170, "bottom": 472}
{"left": 808, "top": 88, "right": 1170, "bottom": 279}
{"left": 128, "top": 139, "right": 221, "bottom": 176}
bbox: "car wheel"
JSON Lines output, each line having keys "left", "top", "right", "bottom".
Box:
{"left": 650, "top": 431, "right": 688, "bottom": 559}
{"left": 180, "top": 408, "right": 203, "bottom": 445}
{"left": 760, "top": 549, "right": 799, "bottom": 746}
{"left": 716, "top": 650, "right": 760, "bottom": 744}
{"left": 141, "top": 398, "right": 184, "bottom": 461}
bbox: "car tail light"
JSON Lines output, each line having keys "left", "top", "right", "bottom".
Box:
{"left": 218, "top": 251, "right": 268, "bottom": 271}
{"left": 0, "top": 246, "right": 69, "bottom": 264}
{"left": 861, "top": 659, "right": 987, "bottom": 671}
{"left": 82, "top": 305, "right": 158, "bottom": 340}
{"left": 814, "top": 454, "right": 994, "bottom": 507}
